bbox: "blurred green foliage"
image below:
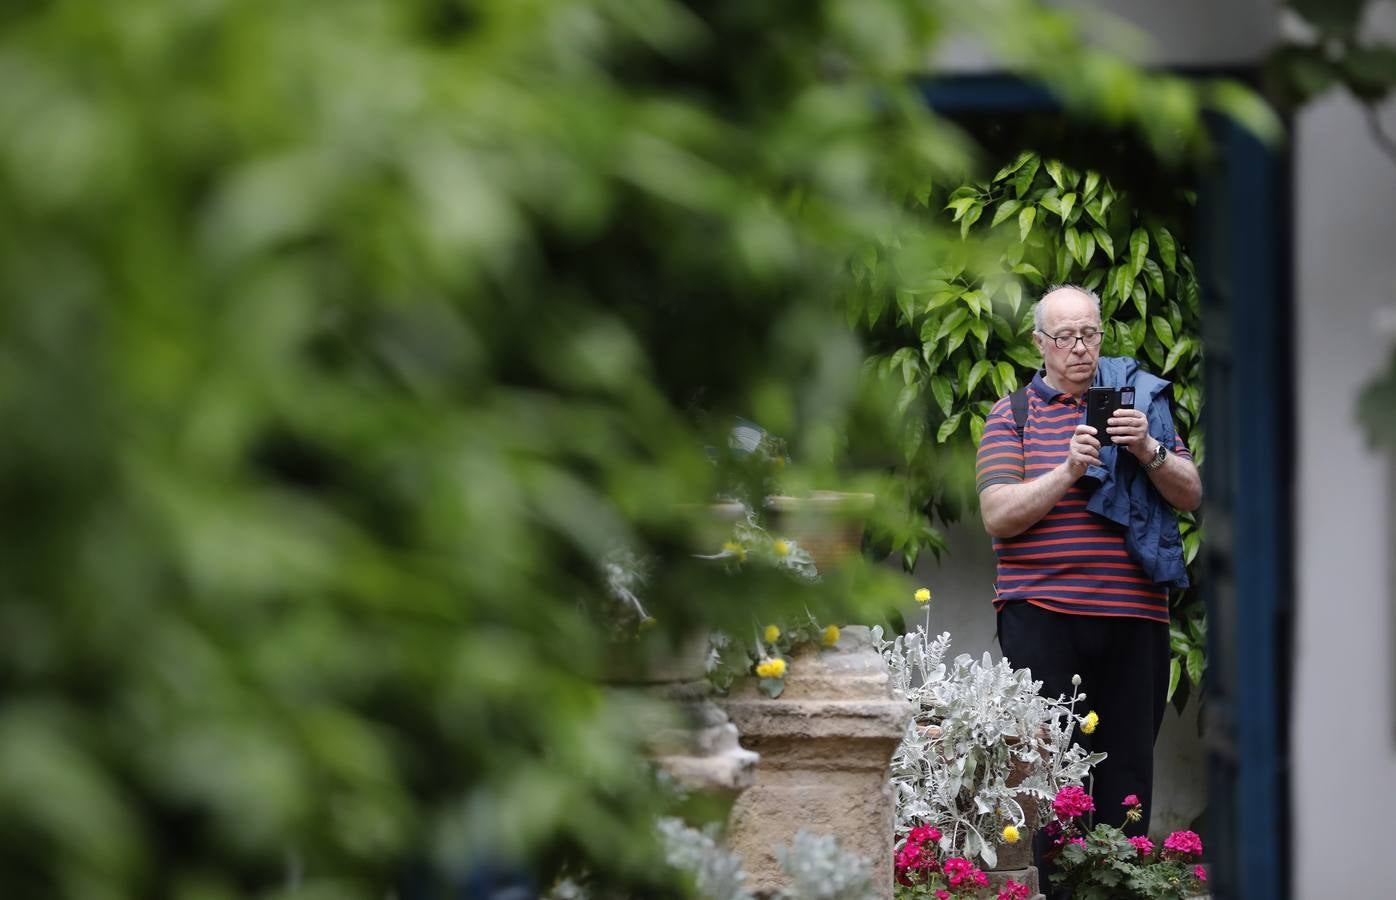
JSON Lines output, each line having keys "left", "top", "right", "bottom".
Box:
{"left": 0, "top": 0, "right": 1262, "bottom": 896}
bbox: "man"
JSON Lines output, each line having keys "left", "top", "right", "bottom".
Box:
{"left": 975, "top": 285, "right": 1201, "bottom": 881}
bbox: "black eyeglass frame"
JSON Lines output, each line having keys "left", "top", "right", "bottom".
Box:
{"left": 1035, "top": 329, "right": 1103, "bottom": 350}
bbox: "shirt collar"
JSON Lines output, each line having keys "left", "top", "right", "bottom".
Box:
{"left": 1029, "top": 369, "right": 1075, "bottom": 404}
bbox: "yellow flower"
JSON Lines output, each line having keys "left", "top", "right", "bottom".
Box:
{"left": 764, "top": 624, "right": 781, "bottom": 643}
{"left": 914, "top": 587, "right": 931, "bottom": 604}
{"left": 1081, "top": 710, "right": 1099, "bottom": 735}
{"left": 1002, "top": 825, "right": 1020, "bottom": 844}
{"left": 755, "top": 660, "right": 772, "bottom": 678}
{"left": 822, "top": 624, "right": 841, "bottom": 647}
{"left": 723, "top": 541, "right": 747, "bottom": 562}
{"left": 773, "top": 539, "right": 790, "bottom": 557}
{"left": 767, "top": 657, "right": 787, "bottom": 678}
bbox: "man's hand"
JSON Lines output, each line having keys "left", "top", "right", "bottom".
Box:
{"left": 1107, "top": 408, "right": 1156, "bottom": 464}
{"left": 1067, "top": 424, "right": 1102, "bottom": 476}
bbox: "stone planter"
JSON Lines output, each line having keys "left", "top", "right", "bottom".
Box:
{"left": 721, "top": 626, "right": 913, "bottom": 898}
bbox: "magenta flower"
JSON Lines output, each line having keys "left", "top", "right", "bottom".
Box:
{"left": 997, "top": 880, "right": 1031, "bottom": 900}
{"left": 908, "top": 824, "right": 942, "bottom": 845}
{"left": 934, "top": 892, "right": 949, "bottom": 900}
{"left": 1052, "top": 785, "right": 1095, "bottom": 819}
{"left": 1194, "top": 865, "right": 1208, "bottom": 882}
{"left": 1129, "top": 835, "right": 1155, "bottom": 857}
{"left": 1163, "top": 830, "right": 1204, "bottom": 858}
{"left": 1121, "top": 794, "right": 1141, "bottom": 807}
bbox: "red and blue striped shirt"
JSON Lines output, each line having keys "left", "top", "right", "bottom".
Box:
{"left": 975, "top": 372, "right": 1191, "bottom": 624}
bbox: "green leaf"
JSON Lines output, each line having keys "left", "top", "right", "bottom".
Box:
{"left": 1132, "top": 280, "right": 1148, "bottom": 318}
{"left": 1142, "top": 257, "right": 1166, "bottom": 298}
{"left": 1154, "top": 225, "right": 1177, "bottom": 272}
{"left": 1163, "top": 336, "right": 1192, "bottom": 374}
{"left": 1151, "top": 315, "right": 1175, "bottom": 349}
{"left": 1045, "top": 160, "right": 1066, "bottom": 189}
{"left": 995, "top": 361, "right": 1019, "bottom": 393}
{"left": 946, "top": 319, "right": 971, "bottom": 355}
{"left": 1082, "top": 268, "right": 1105, "bottom": 294}
{"left": 946, "top": 197, "right": 977, "bottom": 220}
{"left": 969, "top": 317, "right": 990, "bottom": 349}
{"left": 1085, "top": 199, "right": 1107, "bottom": 228}
{"left": 1018, "top": 204, "right": 1037, "bottom": 242}
{"left": 1013, "top": 155, "right": 1041, "bottom": 197}
{"left": 961, "top": 289, "right": 986, "bottom": 316}
{"left": 1092, "top": 227, "right": 1115, "bottom": 261}
{"left": 1058, "top": 192, "right": 1077, "bottom": 222}
{"left": 966, "top": 359, "right": 993, "bottom": 395}
{"left": 991, "top": 198, "right": 1023, "bottom": 228}
{"left": 969, "top": 413, "right": 986, "bottom": 446}
{"left": 1083, "top": 170, "right": 1101, "bottom": 198}
{"left": 1078, "top": 230, "right": 1096, "bottom": 268}
{"left": 912, "top": 181, "right": 933, "bottom": 207}
{"left": 895, "top": 289, "right": 918, "bottom": 325}
{"left": 1130, "top": 317, "right": 1147, "bottom": 349}
{"left": 927, "top": 287, "right": 963, "bottom": 311}
{"left": 934, "top": 307, "right": 970, "bottom": 343}
{"left": 1004, "top": 281, "right": 1023, "bottom": 315}
{"left": 1167, "top": 657, "right": 1182, "bottom": 701}
{"left": 1011, "top": 261, "right": 1044, "bottom": 286}
{"left": 1005, "top": 343, "right": 1040, "bottom": 370}
{"left": 1129, "top": 227, "right": 1150, "bottom": 277}
{"left": 1186, "top": 648, "right": 1204, "bottom": 685}
{"left": 937, "top": 412, "right": 965, "bottom": 443}
{"left": 994, "top": 151, "right": 1036, "bottom": 182}
{"left": 960, "top": 204, "right": 983, "bottom": 238}
{"left": 1112, "top": 265, "right": 1132, "bottom": 302}
{"left": 1064, "top": 227, "right": 1081, "bottom": 262}
{"left": 929, "top": 375, "right": 953, "bottom": 417}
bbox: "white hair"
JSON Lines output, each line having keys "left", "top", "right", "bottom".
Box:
{"left": 1032, "top": 284, "right": 1103, "bottom": 331}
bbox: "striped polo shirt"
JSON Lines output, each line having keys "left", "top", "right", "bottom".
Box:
{"left": 975, "top": 371, "right": 1192, "bottom": 624}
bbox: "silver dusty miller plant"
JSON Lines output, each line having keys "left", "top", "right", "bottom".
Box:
{"left": 875, "top": 626, "right": 1105, "bottom": 870}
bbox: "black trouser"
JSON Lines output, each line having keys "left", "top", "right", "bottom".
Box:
{"left": 997, "top": 601, "right": 1170, "bottom": 897}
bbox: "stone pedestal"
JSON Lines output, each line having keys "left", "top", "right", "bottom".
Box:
{"left": 721, "top": 626, "right": 913, "bottom": 898}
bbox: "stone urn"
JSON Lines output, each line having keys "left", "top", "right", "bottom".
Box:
{"left": 721, "top": 625, "right": 913, "bottom": 898}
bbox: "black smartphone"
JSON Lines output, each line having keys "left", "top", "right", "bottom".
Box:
{"left": 1085, "top": 386, "right": 1135, "bottom": 446}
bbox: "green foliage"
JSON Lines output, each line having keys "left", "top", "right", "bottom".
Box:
{"left": 849, "top": 151, "right": 1207, "bottom": 709}
{"left": 0, "top": 0, "right": 1256, "bottom": 895}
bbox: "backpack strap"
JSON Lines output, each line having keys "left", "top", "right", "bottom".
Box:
{"left": 1009, "top": 385, "right": 1031, "bottom": 442}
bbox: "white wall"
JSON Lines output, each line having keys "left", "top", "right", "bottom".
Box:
{"left": 1292, "top": 86, "right": 1396, "bottom": 896}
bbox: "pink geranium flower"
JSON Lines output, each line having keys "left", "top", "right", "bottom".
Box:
{"left": 1121, "top": 794, "right": 1140, "bottom": 807}
{"left": 1129, "top": 835, "right": 1155, "bottom": 857}
{"left": 1052, "top": 785, "right": 1095, "bottom": 819}
{"left": 908, "top": 824, "right": 942, "bottom": 845}
{"left": 934, "top": 892, "right": 949, "bottom": 900}
{"left": 1194, "top": 865, "right": 1208, "bottom": 882}
{"left": 1163, "top": 830, "right": 1204, "bottom": 858}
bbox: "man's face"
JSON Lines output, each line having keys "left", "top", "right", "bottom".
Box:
{"left": 1034, "top": 289, "right": 1102, "bottom": 393}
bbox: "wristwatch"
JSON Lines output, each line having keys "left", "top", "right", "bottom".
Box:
{"left": 1144, "top": 440, "right": 1168, "bottom": 471}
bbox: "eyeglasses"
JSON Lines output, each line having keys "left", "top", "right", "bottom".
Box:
{"left": 1037, "top": 329, "right": 1103, "bottom": 350}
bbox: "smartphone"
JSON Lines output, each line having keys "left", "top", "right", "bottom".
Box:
{"left": 1085, "top": 386, "right": 1135, "bottom": 446}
